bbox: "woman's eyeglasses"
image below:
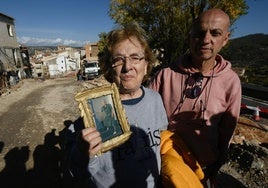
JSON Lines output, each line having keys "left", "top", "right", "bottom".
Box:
{"left": 111, "top": 55, "right": 145, "bottom": 67}
{"left": 184, "top": 73, "right": 203, "bottom": 99}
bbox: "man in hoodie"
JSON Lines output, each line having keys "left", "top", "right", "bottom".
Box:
{"left": 149, "top": 8, "right": 241, "bottom": 187}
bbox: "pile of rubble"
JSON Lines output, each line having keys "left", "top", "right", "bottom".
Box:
{"left": 220, "top": 116, "right": 268, "bottom": 187}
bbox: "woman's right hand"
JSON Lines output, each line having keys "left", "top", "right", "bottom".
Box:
{"left": 81, "top": 127, "right": 102, "bottom": 158}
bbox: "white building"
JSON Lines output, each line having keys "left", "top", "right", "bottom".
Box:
{"left": 31, "top": 46, "right": 81, "bottom": 78}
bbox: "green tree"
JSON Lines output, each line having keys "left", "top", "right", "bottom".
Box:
{"left": 98, "top": 32, "right": 108, "bottom": 52}
{"left": 107, "top": 0, "right": 248, "bottom": 66}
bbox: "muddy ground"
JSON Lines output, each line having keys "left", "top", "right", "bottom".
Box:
{"left": 0, "top": 75, "right": 267, "bottom": 188}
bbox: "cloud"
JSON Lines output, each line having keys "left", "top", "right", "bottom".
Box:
{"left": 17, "top": 36, "right": 90, "bottom": 47}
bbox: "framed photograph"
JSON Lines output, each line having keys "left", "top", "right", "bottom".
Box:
{"left": 75, "top": 83, "right": 132, "bottom": 154}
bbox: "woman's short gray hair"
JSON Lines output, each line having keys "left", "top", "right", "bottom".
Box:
{"left": 98, "top": 22, "right": 156, "bottom": 83}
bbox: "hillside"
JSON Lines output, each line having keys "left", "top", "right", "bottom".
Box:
{"left": 223, "top": 33, "right": 268, "bottom": 66}
{"left": 221, "top": 33, "right": 268, "bottom": 86}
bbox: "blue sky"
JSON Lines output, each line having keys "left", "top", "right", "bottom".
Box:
{"left": 231, "top": 0, "right": 268, "bottom": 39}
{"left": 0, "top": 0, "right": 267, "bottom": 47}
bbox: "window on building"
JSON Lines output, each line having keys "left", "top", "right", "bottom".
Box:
{"left": 7, "top": 24, "right": 14, "bottom": 37}
{"left": 13, "top": 49, "right": 19, "bottom": 66}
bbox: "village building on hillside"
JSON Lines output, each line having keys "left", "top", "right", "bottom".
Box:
{"left": 30, "top": 46, "right": 81, "bottom": 78}
{"left": 29, "top": 43, "right": 100, "bottom": 79}
{"left": 0, "top": 12, "right": 32, "bottom": 94}
{"left": 0, "top": 12, "right": 101, "bottom": 87}
{"left": 84, "top": 43, "right": 99, "bottom": 62}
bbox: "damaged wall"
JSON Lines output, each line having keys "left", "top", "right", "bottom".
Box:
{"left": 0, "top": 12, "right": 25, "bottom": 93}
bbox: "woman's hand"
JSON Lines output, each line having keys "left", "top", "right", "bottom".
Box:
{"left": 81, "top": 127, "right": 102, "bottom": 158}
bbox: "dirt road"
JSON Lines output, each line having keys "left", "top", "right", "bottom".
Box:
{"left": 0, "top": 77, "right": 82, "bottom": 187}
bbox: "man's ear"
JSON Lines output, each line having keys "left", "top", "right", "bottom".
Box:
{"left": 222, "top": 32, "right": 230, "bottom": 47}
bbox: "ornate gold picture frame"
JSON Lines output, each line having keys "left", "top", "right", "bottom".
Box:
{"left": 75, "top": 83, "right": 132, "bottom": 154}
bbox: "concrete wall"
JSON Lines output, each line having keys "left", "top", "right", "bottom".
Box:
{"left": 0, "top": 13, "right": 19, "bottom": 48}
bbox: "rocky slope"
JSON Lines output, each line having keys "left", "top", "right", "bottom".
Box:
{"left": 220, "top": 116, "right": 268, "bottom": 188}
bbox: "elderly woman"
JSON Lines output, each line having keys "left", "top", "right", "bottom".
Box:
{"left": 69, "top": 23, "right": 168, "bottom": 188}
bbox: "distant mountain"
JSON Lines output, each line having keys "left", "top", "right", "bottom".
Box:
{"left": 26, "top": 46, "right": 83, "bottom": 57}
{"left": 221, "top": 33, "right": 268, "bottom": 86}
{"left": 26, "top": 46, "right": 58, "bottom": 56}
{"left": 222, "top": 33, "right": 268, "bottom": 66}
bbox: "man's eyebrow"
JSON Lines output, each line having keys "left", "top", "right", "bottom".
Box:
{"left": 211, "top": 28, "right": 224, "bottom": 33}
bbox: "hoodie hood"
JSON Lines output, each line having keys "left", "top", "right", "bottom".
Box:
{"left": 177, "top": 54, "right": 232, "bottom": 77}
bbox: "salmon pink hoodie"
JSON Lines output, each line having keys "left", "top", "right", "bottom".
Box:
{"left": 149, "top": 54, "right": 241, "bottom": 167}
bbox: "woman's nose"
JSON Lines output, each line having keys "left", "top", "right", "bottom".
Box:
{"left": 121, "top": 59, "right": 133, "bottom": 72}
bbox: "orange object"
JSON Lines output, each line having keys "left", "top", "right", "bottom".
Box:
{"left": 160, "top": 130, "right": 204, "bottom": 188}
